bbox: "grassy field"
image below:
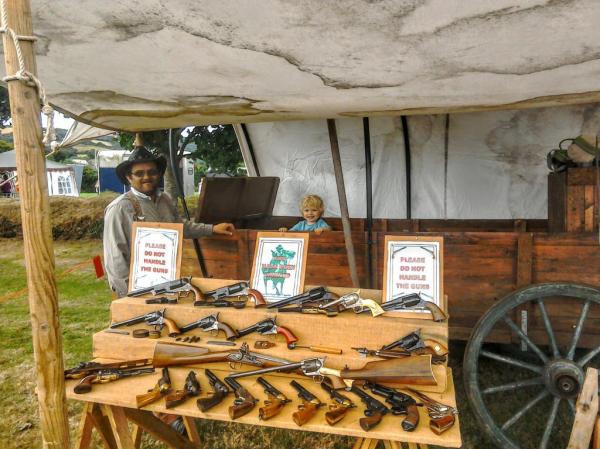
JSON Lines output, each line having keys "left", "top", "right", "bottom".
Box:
{"left": 0, "top": 238, "right": 579, "bottom": 449}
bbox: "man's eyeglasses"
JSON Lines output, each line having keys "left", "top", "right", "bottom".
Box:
{"left": 130, "top": 169, "right": 160, "bottom": 178}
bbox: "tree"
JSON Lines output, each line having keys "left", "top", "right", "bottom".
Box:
{"left": 0, "top": 140, "right": 12, "bottom": 153}
{"left": 81, "top": 166, "right": 98, "bottom": 193}
{"left": 119, "top": 125, "right": 245, "bottom": 202}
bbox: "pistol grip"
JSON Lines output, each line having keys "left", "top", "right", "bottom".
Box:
{"left": 197, "top": 391, "right": 227, "bottom": 412}
{"left": 248, "top": 289, "right": 266, "bottom": 308}
{"left": 191, "top": 284, "right": 206, "bottom": 303}
{"left": 136, "top": 388, "right": 166, "bottom": 408}
{"left": 258, "top": 401, "right": 284, "bottom": 420}
{"left": 292, "top": 403, "right": 318, "bottom": 426}
{"left": 277, "top": 326, "right": 298, "bottom": 346}
{"left": 325, "top": 405, "right": 347, "bottom": 426}
{"left": 164, "top": 391, "right": 187, "bottom": 409}
{"left": 423, "top": 339, "right": 449, "bottom": 356}
{"left": 424, "top": 302, "right": 447, "bottom": 322}
{"left": 364, "top": 300, "right": 385, "bottom": 317}
{"left": 359, "top": 412, "right": 383, "bottom": 431}
{"left": 74, "top": 375, "right": 96, "bottom": 394}
{"left": 401, "top": 404, "right": 420, "bottom": 432}
{"left": 228, "top": 397, "right": 256, "bottom": 419}
{"left": 430, "top": 414, "right": 456, "bottom": 435}
{"left": 218, "top": 322, "right": 239, "bottom": 341}
{"left": 164, "top": 318, "right": 181, "bottom": 337}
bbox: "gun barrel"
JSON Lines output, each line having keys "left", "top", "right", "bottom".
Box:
{"left": 179, "top": 316, "right": 213, "bottom": 334}
{"left": 266, "top": 287, "right": 327, "bottom": 309}
{"left": 109, "top": 315, "right": 146, "bottom": 328}
{"left": 227, "top": 361, "right": 304, "bottom": 379}
{"left": 290, "top": 380, "right": 318, "bottom": 402}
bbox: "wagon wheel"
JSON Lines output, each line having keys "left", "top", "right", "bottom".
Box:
{"left": 464, "top": 282, "right": 600, "bottom": 449}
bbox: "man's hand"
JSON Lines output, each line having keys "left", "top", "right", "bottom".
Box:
{"left": 278, "top": 227, "right": 288, "bottom": 232}
{"left": 213, "top": 223, "right": 235, "bottom": 236}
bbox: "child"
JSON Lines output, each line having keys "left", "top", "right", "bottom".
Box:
{"left": 279, "top": 194, "right": 330, "bottom": 235}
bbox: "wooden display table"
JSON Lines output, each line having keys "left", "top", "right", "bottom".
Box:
{"left": 67, "top": 279, "right": 461, "bottom": 449}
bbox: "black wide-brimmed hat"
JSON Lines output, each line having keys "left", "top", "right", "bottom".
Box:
{"left": 116, "top": 145, "right": 167, "bottom": 185}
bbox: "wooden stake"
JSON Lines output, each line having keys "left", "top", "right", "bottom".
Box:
{"left": 327, "top": 119, "right": 360, "bottom": 287}
{"left": 0, "top": 1, "right": 70, "bottom": 447}
{"left": 568, "top": 367, "right": 599, "bottom": 449}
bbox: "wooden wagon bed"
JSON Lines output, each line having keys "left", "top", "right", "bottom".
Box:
{"left": 183, "top": 218, "right": 600, "bottom": 347}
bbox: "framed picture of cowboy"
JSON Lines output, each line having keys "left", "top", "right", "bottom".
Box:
{"left": 250, "top": 232, "right": 309, "bottom": 302}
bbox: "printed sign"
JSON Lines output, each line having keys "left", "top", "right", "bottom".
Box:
{"left": 382, "top": 236, "right": 444, "bottom": 315}
{"left": 250, "top": 232, "right": 309, "bottom": 302}
{"left": 128, "top": 222, "right": 183, "bottom": 292}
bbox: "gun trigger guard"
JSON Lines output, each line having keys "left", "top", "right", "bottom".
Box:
{"left": 353, "top": 305, "right": 364, "bottom": 314}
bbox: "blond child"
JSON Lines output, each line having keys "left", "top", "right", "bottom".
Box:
{"left": 279, "top": 194, "right": 330, "bottom": 235}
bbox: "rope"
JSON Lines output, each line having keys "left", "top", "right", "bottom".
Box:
{"left": 0, "top": 0, "right": 56, "bottom": 149}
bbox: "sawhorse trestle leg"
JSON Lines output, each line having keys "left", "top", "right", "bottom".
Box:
{"left": 353, "top": 438, "right": 429, "bottom": 449}
{"left": 74, "top": 403, "right": 202, "bottom": 449}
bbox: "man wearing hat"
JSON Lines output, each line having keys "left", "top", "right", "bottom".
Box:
{"left": 103, "top": 140, "right": 235, "bottom": 297}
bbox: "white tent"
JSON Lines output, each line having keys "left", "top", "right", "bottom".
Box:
{"left": 0, "top": 150, "right": 79, "bottom": 197}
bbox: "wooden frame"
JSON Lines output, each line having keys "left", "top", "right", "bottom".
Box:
{"left": 249, "top": 231, "right": 309, "bottom": 302}
{"left": 128, "top": 222, "right": 183, "bottom": 292}
{"left": 382, "top": 236, "right": 445, "bottom": 319}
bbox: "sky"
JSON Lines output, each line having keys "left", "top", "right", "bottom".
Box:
{"left": 41, "top": 111, "right": 74, "bottom": 130}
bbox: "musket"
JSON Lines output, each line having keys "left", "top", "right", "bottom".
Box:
{"left": 178, "top": 312, "right": 238, "bottom": 340}
{"left": 257, "top": 377, "right": 291, "bottom": 420}
{"left": 349, "top": 385, "right": 389, "bottom": 431}
{"left": 65, "top": 358, "right": 152, "bottom": 379}
{"left": 383, "top": 293, "right": 447, "bottom": 322}
{"left": 266, "top": 287, "right": 329, "bottom": 309}
{"left": 127, "top": 276, "right": 204, "bottom": 302}
{"left": 165, "top": 370, "right": 201, "bottom": 409}
{"left": 196, "top": 281, "right": 266, "bottom": 308}
{"left": 320, "top": 381, "right": 356, "bottom": 425}
{"left": 74, "top": 368, "right": 155, "bottom": 394}
{"left": 404, "top": 388, "right": 458, "bottom": 435}
{"left": 320, "top": 291, "right": 384, "bottom": 317}
{"left": 109, "top": 308, "right": 181, "bottom": 337}
{"left": 136, "top": 367, "right": 172, "bottom": 408}
{"left": 234, "top": 317, "right": 298, "bottom": 348}
{"left": 197, "top": 369, "right": 230, "bottom": 412}
{"left": 152, "top": 341, "right": 292, "bottom": 369}
{"left": 362, "top": 381, "right": 420, "bottom": 432}
{"left": 290, "top": 380, "right": 322, "bottom": 426}
{"left": 352, "top": 347, "right": 447, "bottom": 365}
{"left": 227, "top": 355, "right": 437, "bottom": 389}
{"left": 224, "top": 377, "right": 257, "bottom": 419}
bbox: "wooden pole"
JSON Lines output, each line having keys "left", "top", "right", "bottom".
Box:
{"left": 1, "top": 1, "right": 70, "bottom": 448}
{"left": 327, "top": 119, "right": 360, "bottom": 287}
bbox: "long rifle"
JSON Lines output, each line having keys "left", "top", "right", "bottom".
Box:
{"left": 227, "top": 355, "right": 436, "bottom": 389}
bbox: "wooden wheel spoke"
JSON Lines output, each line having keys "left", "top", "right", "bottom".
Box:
{"left": 577, "top": 345, "right": 600, "bottom": 368}
{"left": 482, "top": 377, "right": 544, "bottom": 395}
{"left": 481, "top": 350, "right": 545, "bottom": 375}
{"left": 502, "top": 316, "right": 549, "bottom": 364}
{"left": 537, "top": 300, "right": 560, "bottom": 358}
{"left": 501, "top": 390, "right": 549, "bottom": 430}
{"left": 567, "top": 301, "right": 590, "bottom": 360}
{"left": 539, "top": 397, "right": 560, "bottom": 449}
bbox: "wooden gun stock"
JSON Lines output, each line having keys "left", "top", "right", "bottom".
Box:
{"left": 74, "top": 374, "right": 96, "bottom": 394}
{"left": 217, "top": 321, "right": 239, "bottom": 341}
{"left": 401, "top": 404, "right": 420, "bottom": 432}
{"left": 163, "top": 318, "right": 181, "bottom": 337}
{"left": 228, "top": 388, "right": 257, "bottom": 419}
{"left": 292, "top": 401, "right": 320, "bottom": 426}
{"left": 423, "top": 301, "right": 447, "bottom": 322}
{"left": 430, "top": 414, "right": 456, "bottom": 435}
{"left": 341, "top": 354, "right": 436, "bottom": 387}
{"left": 359, "top": 412, "right": 383, "bottom": 431}
{"left": 258, "top": 398, "right": 286, "bottom": 420}
{"left": 247, "top": 289, "right": 267, "bottom": 307}
{"left": 197, "top": 391, "right": 228, "bottom": 412}
{"left": 325, "top": 405, "right": 350, "bottom": 426}
{"left": 152, "top": 342, "right": 219, "bottom": 367}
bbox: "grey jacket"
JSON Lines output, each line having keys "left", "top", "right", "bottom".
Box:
{"left": 103, "top": 189, "right": 213, "bottom": 297}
